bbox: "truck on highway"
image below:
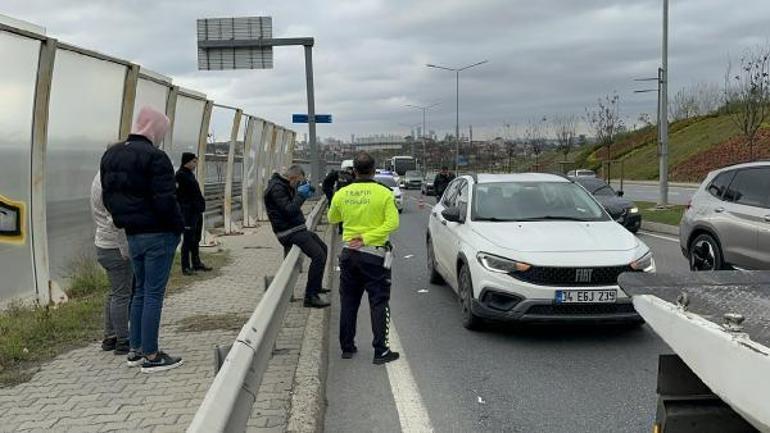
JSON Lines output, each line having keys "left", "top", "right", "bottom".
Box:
{"left": 618, "top": 271, "right": 770, "bottom": 433}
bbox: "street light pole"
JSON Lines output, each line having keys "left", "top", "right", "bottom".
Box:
{"left": 427, "top": 60, "right": 488, "bottom": 173}
{"left": 659, "top": 0, "right": 670, "bottom": 207}
{"left": 406, "top": 103, "right": 439, "bottom": 169}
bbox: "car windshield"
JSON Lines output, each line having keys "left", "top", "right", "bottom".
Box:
{"left": 405, "top": 170, "right": 422, "bottom": 178}
{"left": 472, "top": 181, "right": 609, "bottom": 222}
{"left": 375, "top": 176, "right": 398, "bottom": 188}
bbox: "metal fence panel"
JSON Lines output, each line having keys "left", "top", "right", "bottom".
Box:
{"left": 0, "top": 30, "right": 40, "bottom": 302}
{"left": 45, "top": 48, "right": 126, "bottom": 281}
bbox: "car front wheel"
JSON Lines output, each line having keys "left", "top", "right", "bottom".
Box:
{"left": 689, "top": 233, "right": 725, "bottom": 271}
{"left": 458, "top": 264, "right": 483, "bottom": 331}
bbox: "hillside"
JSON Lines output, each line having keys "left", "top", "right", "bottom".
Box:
{"left": 571, "top": 113, "right": 770, "bottom": 182}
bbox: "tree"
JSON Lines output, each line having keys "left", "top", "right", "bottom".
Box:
{"left": 524, "top": 117, "right": 546, "bottom": 170}
{"left": 585, "top": 92, "right": 624, "bottom": 180}
{"left": 670, "top": 81, "right": 722, "bottom": 121}
{"left": 553, "top": 115, "right": 577, "bottom": 161}
{"left": 725, "top": 46, "right": 770, "bottom": 161}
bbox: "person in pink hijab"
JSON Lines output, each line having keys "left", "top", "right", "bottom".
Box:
{"left": 100, "top": 105, "right": 185, "bottom": 373}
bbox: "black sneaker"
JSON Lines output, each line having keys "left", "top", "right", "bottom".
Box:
{"left": 317, "top": 288, "right": 331, "bottom": 294}
{"left": 373, "top": 350, "right": 400, "bottom": 365}
{"left": 182, "top": 268, "right": 196, "bottom": 276}
{"left": 101, "top": 336, "right": 117, "bottom": 351}
{"left": 114, "top": 339, "right": 130, "bottom": 355}
{"left": 303, "top": 295, "right": 330, "bottom": 308}
{"left": 341, "top": 346, "right": 358, "bottom": 359}
{"left": 140, "top": 351, "right": 183, "bottom": 373}
{"left": 126, "top": 350, "right": 144, "bottom": 367}
{"left": 193, "top": 263, "right": 213, "bottom": 272}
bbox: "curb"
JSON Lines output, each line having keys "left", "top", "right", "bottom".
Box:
{"left": 286, "top": 223, "right": 334, "bottom": 433}
{"left": 641, "top": 220, "right": 680, "bottom": 237}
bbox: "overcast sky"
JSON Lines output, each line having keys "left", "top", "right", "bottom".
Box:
{"left": 3, "top": 0, "right": 770, "bottom": 141}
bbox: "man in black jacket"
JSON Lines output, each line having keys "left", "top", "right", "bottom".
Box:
{"left": 176, "top": 152, "right": 211, "bottom": 276}
{"left": 433, "top": 166, "right": 455, "bottom": 201}
{"left": 264, "top": 165, "right": 330, "bottom": 308}
{"left": 101, "top": 106, "right": 184, "bottom": 373}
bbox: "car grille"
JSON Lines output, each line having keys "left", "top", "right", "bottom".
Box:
{"left": 511, "top": 265, "right": 635, "bottom": 287}
{"left": 526, "top": 303, "right": 637, "bottom": 316}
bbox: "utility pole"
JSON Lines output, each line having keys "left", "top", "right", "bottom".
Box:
{"left": 659, "top": 0, "right": 670, "bottom": 206}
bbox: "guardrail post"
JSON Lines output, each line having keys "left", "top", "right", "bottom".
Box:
{"left": 30, "top": 36, "right": 57, "bottom": 305}
{"left": 119, "top": 63, "right": 140, "bottom": 139}
{"left": 242, "top": 116, "right": 256, "bottom": 227}
{"left": 223, "top": 109, "right": 242, "bottom": 234}
{"left": 197, "top": 101, "right": 215, "bottom": 245}
{"left": 253, "top": 119, "right": 268, "bottom": 222}
{"left": 163, "top": 85, "right": 178, "bottom": 151}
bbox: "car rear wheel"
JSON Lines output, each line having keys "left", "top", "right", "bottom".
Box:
{"left": 689, "top": 233, "right": 724, "bottom": 271}
{"left": 426, "top": 237, "right": 444, "bottom": 284}
{"left": 458, "top": 264, "right": 483, "bottom": 331}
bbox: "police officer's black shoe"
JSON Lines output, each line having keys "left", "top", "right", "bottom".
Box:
{"left": 341, "top": 346, "right": 358, "bottom": 359}
{"left": 303, "top": 295, "right": 330, "bottom": 308}
{"left": 373, "top": 350, "right": 400, "bottom": 365}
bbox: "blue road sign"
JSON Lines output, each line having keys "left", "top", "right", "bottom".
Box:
{"left": 292, "top": 114, "right": 332, "bottom": 124}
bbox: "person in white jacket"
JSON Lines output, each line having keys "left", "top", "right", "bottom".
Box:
{"left": 91, "top": 172, "right": 133, "bottom": 355}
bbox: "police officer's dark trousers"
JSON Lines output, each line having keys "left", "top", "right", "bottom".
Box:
{"left": 280, "top": 230, "right": 328, "bottom": 299}
{"left": 339, "top": 248, "right": 391, "bottom": 354}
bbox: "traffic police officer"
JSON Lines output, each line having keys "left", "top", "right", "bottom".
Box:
{"left": 328, "top": 152, "right": 401, "bottom": 365}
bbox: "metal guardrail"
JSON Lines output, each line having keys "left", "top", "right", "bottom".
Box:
{"left": 187, "top": 198, "right": 326, "bottom": 433}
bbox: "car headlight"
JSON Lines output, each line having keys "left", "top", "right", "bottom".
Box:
{"left": 476, "top": 252, "right": 531, "bottom": 274}
{"left": 630, "top": 251, "right": 655, "bottom": 272}
{"left": 628, "top": 207, "right": 639, "bottom": 214}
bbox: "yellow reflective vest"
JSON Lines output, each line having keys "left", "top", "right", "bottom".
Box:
{"left": 327, "top": 179, "right": 400, "bottom": 247}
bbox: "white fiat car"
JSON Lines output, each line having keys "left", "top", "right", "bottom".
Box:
{"left": 426, "top": 173, "right": 655, "bottom": 329}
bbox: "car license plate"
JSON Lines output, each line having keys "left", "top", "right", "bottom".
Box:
{"left": 555, "top": 290, "right": 617, "bottom": 304}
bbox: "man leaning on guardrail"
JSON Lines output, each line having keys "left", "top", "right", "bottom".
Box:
{"left": 328, "top": 152, "right": 401, "bottom": 365}
{"left": 264, "top": 165, "right": 331, "bottom": 308}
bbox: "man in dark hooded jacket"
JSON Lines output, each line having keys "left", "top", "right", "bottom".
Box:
{"left": 176, "top": 152, "right": 210, "bottom": 275}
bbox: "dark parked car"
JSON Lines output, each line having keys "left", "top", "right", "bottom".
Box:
{"left": 573, "top": 177, "right": 641, "bottom": 233}
{"left": 421, "top": 171, "right": 438, "bottom": 195}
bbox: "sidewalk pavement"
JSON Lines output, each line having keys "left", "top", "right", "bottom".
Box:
{"left": 0, "top": 209, "right": 327, "bottom": 433}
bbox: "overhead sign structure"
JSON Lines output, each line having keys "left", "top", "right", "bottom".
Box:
{"left": 196, "top": 16, "right": 323, "bottom": 186}
{"left": 197, "top": 17, "right": 273, "bottom": 70}
{"left": 292, "top": 114, "right": 332, "bottom": 124}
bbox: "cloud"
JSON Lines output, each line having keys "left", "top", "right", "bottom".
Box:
{"left": 2, "top": 0, "right": 770, "bottom": 139}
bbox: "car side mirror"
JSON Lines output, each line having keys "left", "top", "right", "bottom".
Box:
{"left": 442, "top": 206, "right": 464, "bottom": 223}
{"left": 617, "top": 190, "right": 624, "bottom": 197}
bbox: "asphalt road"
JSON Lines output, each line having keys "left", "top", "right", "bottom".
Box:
{"left": 324, "top": 190, "right": 689, "bottom": 433}
{"left": 613, "top": 181, "right": 697, "bottom": 205}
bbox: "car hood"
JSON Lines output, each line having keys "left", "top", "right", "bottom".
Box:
{"left": 595, "top": 195, "right": 634, "bottom": 214}
{"left": 472, "top": 220, "right": 639, "bottom": 253}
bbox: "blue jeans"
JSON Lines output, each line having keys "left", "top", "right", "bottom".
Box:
{"left": 127, "top": 232, "right": 180, "bottom": 355}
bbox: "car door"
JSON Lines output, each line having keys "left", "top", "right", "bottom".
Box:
{"left": 442, "top": 180, "right": 471, "bottom": 290}
{"left": 758, "top": 178, "right": 770, "bottom": 269}
{"left": 720, "top": 167, "right": 770, "bottom": 269}
{"left": 431, "top": 180, "right": 462, "bottom": 278}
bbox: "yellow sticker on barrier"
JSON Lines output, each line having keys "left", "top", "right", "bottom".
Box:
{"left": 0, "top": 194, "right": 26, "bottom": 245}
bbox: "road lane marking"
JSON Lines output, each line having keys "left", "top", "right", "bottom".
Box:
{"left": 385, "top": 322, "right": 435, "bottom": 433}
{"left": 638, "top": 231, "right": 679, "bottom": 243}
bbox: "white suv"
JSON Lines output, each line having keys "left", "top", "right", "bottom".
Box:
{"left": 426, "top": 173, "right": 655, "bottom": 329}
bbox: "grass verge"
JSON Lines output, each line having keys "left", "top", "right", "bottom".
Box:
{"left": 0, "top": 249, "right": 231, "bottom": 387}
{"left": 636, "top": 201, "right": 686, "bottom": 226}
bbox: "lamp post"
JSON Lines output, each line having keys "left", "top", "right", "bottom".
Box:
{"left": 426, "top": 60, "right": 488, "bottom": 172}
{"left": 406, "top": 102, "right": 439, "bottom": 169}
